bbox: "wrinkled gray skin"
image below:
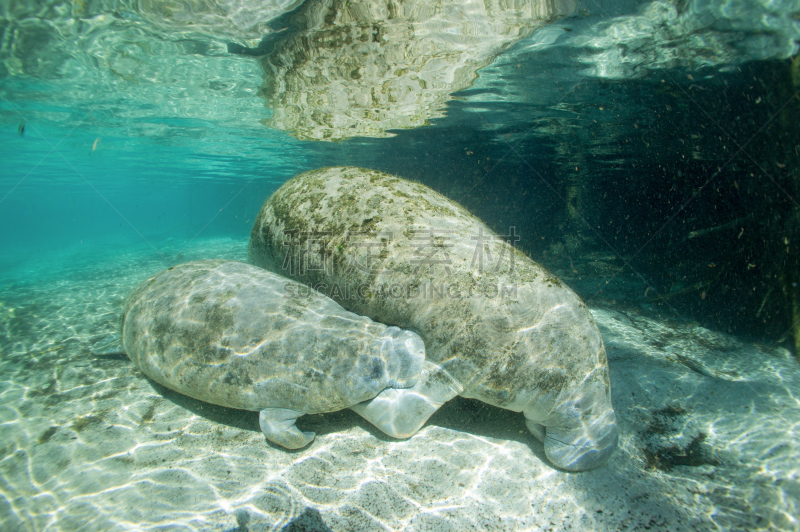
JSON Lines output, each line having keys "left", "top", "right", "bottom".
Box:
{"left": 248, "top": 166, "right": 619, "bottom": 471}
{"left": 121, "top": 259, "right": 425, "bottom": 449}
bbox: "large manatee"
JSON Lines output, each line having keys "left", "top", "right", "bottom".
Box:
{"left": 248, "top": 166, "right": 618, "bottom": 471}
{"left": 120, "top": 259, "right": 425, "bottom": 449}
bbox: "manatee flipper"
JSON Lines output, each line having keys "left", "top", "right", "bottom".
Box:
{"left": 351, "top": 362, "right": 463, "bottom": 439}
{"left": 259, "top": 408, "right": 315, "bottom": 449}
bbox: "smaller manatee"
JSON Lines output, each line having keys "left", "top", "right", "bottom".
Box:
{"left": 120, "top": 260, "right": 426, "bottom": 449}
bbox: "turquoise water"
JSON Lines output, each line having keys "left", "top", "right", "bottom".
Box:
{"left": 2, "top": 0, "right": 800, "bottom": 530}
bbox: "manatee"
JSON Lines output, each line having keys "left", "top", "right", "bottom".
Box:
{"left": 120, "top": 259, "right": 425, "bottom": 449}
{"left": 248, "top": 166, "right": 619, "bottom": 471}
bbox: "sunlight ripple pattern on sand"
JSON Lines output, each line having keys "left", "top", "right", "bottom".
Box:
{"left": 0, "top": 238, "right": 798, "bottom": 530}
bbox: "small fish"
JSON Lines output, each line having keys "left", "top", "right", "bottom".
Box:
{"left": 92, "top": 137, "right": 101, "bottom": 152}
{"left": 17, "top": 123, "right": 24, "bottom": 136}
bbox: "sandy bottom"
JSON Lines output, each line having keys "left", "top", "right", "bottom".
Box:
{"left": 0, "top": 237, "right": 798, "bottom": 531}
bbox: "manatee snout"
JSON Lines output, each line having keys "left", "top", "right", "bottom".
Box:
{"left": 525, "top": 382, "right": 619, "bottom": 471}
{"left": 382, "top": 326, "right": 426, "bottom": 389}
{"left": 535, "top": 410, "right": 618, "bottom": 472}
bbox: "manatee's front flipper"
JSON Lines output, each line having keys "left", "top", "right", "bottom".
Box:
{"left": 351, "top": 362, "right": 463, "bottom": 439}
{"left": 259, "top": 408, "right": 315, "bottom": 449}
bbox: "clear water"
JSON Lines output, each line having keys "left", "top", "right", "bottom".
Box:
{"left": 2, "top": 0, "right": 800, "bottom": 530}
